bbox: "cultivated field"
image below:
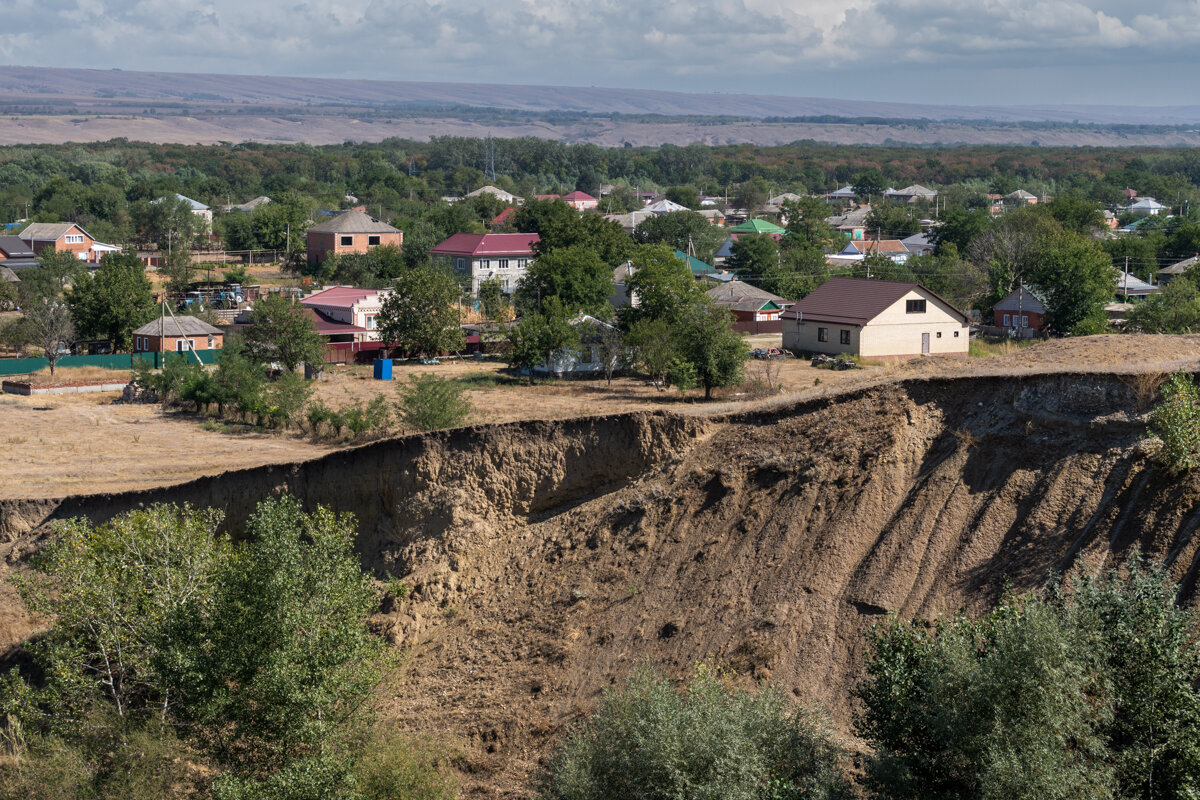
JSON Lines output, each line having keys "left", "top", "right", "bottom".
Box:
{"left": 3, "top": 334, "right": 1200, "bottom": 500}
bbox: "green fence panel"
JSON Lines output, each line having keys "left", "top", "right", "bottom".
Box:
{"left": 0, "top": 349, "right": 221, "bottom": 376}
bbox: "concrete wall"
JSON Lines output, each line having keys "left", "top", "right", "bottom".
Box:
{"left": 783, "top": 321, "right": 862, "bottom": 356}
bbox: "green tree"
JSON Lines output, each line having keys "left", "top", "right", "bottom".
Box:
{"left": 1044, "top": 194, "right": 1105, "bottom": 234}
{"left": 726, "top": 234, "right": 780, "bottom": 281}
{"left": 633, "top": 211, "right": 726, "bottom": 264}
{"left": 931, "top": 207, "right": 990, "bottom": 255}
{"left": 396, "top": 374, "right": 472, "bottom": 431}
{"left": 625, "top": 317, "right": 678, "bottom": 389}
{"left": 1150, "top": 371, "right": 1200, "bottom": 473}
{"left": 735, "top": 177, "right": 770, "bottom": 212}
{"left": 515, "top": 244, "right": 614, "bottom": 317}
{"left": 240, "top": 293, "right": 326, "bottom": 372}
{"left": 664, "top": 185, "right": 700, "bottom": 209}
{"left": 1126, "top": 278, "right": 1200, "bottom": 333}
{"left": 620, "top": 244, "right": 706, "bottom": 326}
{"left": 852, "top": 169, "right": 887, "bottom": 201}
{"left": 477, "top": 276, "right": 506, "bottom": 319}
{"left": 505, "top": 299, "right": 579, "bottom": 384}
{"left": 540, "top": 665, "right": 853, "bottom": 800}
{"left": 36, "top": 248, "right": 85, "bottom": 291}
{"left": 1026, "top": 233, "right": 1116, "bottom": 334}
{"left": 66, "top": 253, "right": 156, "bottom": 351}
{"left": 180, "top": 496, "right": 387, "bottom": 794}
{"left": 378, "top": 266, "right": 465, "bottom": 357}
{"left": 781, "top": 197, "right": 836, "bottom": 251}
{"left": 865, "top": 200, "right": 921, "bottom": 238}
{"left": 675, "top": 301, "right": 748, "bottom": 400}
{"left": 160, "top": 246, "right": 197, "bottom": 297}
{"left": 326, "top": 243, "right": 406, "bottom": 287}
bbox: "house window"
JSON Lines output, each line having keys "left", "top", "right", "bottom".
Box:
{"left": 365, "top": 315, "right": 377, "bottom": 330}
{"left": 906, "top": 299, "right": 927, "bottom": 314}
{"left": 176, "top": 339, "right": 194, "bottom": 352}
{"left": 499, "top": 258, "right": 509, "bottom": 270}
{"left": 817, "top": 327, "right": 828, "bottom": 342}
{"left": 455, "top": 257, "right": 466, "bottom": 271}
{"left": 64, "top": 234, "right": 84, "bottom": 244}
{"left": 368, "top": 235, "right": 381, "bottom": 246}
{"left": 207, "top": 335, "right": 215, "bottom": 349}
{"left": 839, "top": 330, "right": 851, "bottom": 345}
{"left": 936, "top": 331, "right": 942, "bottom": 338}
{"left": 1021, "top": 316, "right": 1029, "bottom": 328}
{"left": 340, "top": 235, "right": 354, "bottom": 246}
{"left": 1003, "top": 314, "right": 1011, "bottom": 326}
{"left": 954, "top": 331, "right": 960, "bottom": 337}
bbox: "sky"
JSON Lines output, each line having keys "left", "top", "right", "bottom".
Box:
{"left": 2, "top": 0, "right": 1199, "bottom": 107}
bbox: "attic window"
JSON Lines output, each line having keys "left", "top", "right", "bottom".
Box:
{"left": 906, "top": 299, "right": 927, "bottom": 314}
{"left": 64, "top": 234, "right": 84, "bottom": 244}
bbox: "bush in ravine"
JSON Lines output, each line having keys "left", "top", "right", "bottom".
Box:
{"left": 539, "top": 664, "right": 853, "bottom": 800}
{"left": 1150, "top": 370, "right": 1200, "bottom": 473}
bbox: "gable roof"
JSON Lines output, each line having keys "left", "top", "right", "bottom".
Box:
{"left": 0, "top": 266, "right": 18, "bottom": 283}
{"left": 730, "top": 218, "right": 785, "bottom": 234}
{"left": 429, "top": 232, "right": 540, "bottom": 257}
{"left": 1127, "top": 198, "right": 1166, "bottom": 211}
{"left": 561, "top": 190, "right": 597, "bottom": 202}
{"left": 301, "top": 286, "right": 387, "bottom": 310}
{"left": 993, "top": 285, "right": 1048, "bottom": 314}
{"left": 19, "top": 222, "right": 92, "bottom": 242}
{"left": 841, "top": 239, "right": 910, "bottom": 256}
{"left": 303, "top": 307, "right": 367, "bottom": 335}
{"left": 1116, "top": 272, "right": 1158, "bottom": 295}
{"left": 673, "top": 249, "right": 715, "bottom": 275}
{"left": 0, "top": 235, "right": 34, "bottom": 258}
{"left": 1006, "top": 189, "right": 1037, "bottom": 200}
{"left": 643, "top": 199, "right": 689, "bottom": 214}
{"left": 781, "top": 277, "right": 967, "bottom": 326}
{"left": 889, "top": 184, "right": 937, "bottom": 197}
{"left": 306, "top": 210, "right": 401, "bottom": 234}
{"left": 133, "top": 316, "right": 223, "bottom": 337}
{"left": 901, "top": 232, "right": 933, "bottom": 251}
{"left": 706, "top": 280, "right": 790, "bottom": 307}
{"left": 1159, "top": 255, "right": 1198, "bottom": 276}
{"left": 827, "top": 206, "right": 871, "bottom": 228}
{"left": 467, "top": 186, "right": 521, "bottom": 202}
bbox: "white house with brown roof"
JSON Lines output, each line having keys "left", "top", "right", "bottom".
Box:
{"left": 782, "top": 277, "right": 968, "bottom": 361}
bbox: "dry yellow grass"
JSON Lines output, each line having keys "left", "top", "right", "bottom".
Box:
{"left": 13, "top": 366, "right": 133, "bottom": 386}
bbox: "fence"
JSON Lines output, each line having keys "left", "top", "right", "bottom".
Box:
{"left": 732, "top": 320, "right": 783, "bottom": 335}
{"left": 0, "top": 349, "right": 220, "bottom": 376}
{"left": 324, "top": 341, "right": 387, "bottom": 365}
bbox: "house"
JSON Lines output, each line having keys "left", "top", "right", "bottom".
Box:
{"left": 224, "top": 196, "right": 271, "bottom": 213}
{"left": 18, "top": 223, "right": 120, "bottom": 264}
{"left": 782, "top": 277, "right": 969, "bottom": 360}
{"left": 491, "top": 207, "right": 518, "bottom": 230}
{"left": 429, "top": 232, "right": 539, "bottom": 295}
{"left": 642, "top": 198, "right": 689, "bottom": 214}
{"left": 0, "top": 235, "right": 37, "bottom": 270}
{"left": 992, "top": 286, "right": 1047, "bottom": 336}
{"left": 839, "top": 239, "right": 912, "bottom": 263}
{"left": 604, "top": 209, "right": 656, "bottom": 233}
{"left": 1158, "top": 255, "right": 1198, "bottom": 286}
{"left": 822, "top": 186, "right": 857, "bottom": 202}
{"left": 300, "top": 286, "right": 391, "bottom": 342}
{"left": 538, "top": 314, "right": 623, "bottom": 377}
{"left": 886, "top": 184, "right": 938, "bottom": 203}
{"left": 1005, "top": 190, "right": 1038, "bottom": 205}
{"left": 1126, "top": 198, "right": 1167, "bottom": 216}
{"left": 706, "top": 281, "right": 791, "bottom": 333}
{"left": 132, "top": 316, "right": 224, "bottom": 355}
{"left": 901, "top": 232, "right": 935, "bottom": 256}
{"left": 697, "top": 209, "right": 726, "bottom": 226}
{"left": 305, "top": 210, "right": 403, "bottom": 266}
{"left": 767, "top": 192, "right": 805, "bottom": 207}
{"left": 561, "top": 191, "right": 599, "bottom": 211}
{"left": 467, "top": 186, "right": 523, "bottom": 205}
{"left": 154, "top": 194, "right": 212, "bottom": 229}
{"left": 1115, "top": 271, "right": 1159, "bottom": 298}
{"left": 827, "top": 206, "right": 871, "bottom": 241}
{"left": 675, "top": 250, "right": 716, "bottom": 277}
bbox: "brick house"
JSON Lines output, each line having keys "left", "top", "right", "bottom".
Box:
{"left": 991, "top": 286, "right": 1047, "bottom": 336}
{"left": 561, "top": 191, "right": 599, "bottom": 211}
{"left": 19, "top": 222, "right": 121, "bottom": 263}
{"left": 430, "top": 232, "right": 540, "bottom": 295}
{"left": 305, "top": 210, "right": 403, "bottom": 266}
{"left": 782, "top": 277, "right": 969, "bottom": 360}
{"left": 300, "top": 286, "right": 392, "bottom": 342}
{"left": 133, "top": 316, "right": 224, "bottom": 355}
{"left": 706, "top": 281, "right": 791, "bottom": 334}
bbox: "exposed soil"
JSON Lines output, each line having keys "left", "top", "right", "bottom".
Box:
{"left": 4, "top": 335, "right": 1200, "bottom": 797}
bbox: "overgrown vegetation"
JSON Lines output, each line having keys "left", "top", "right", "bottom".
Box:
{"left": 1150, "top": 370, "right": 1200, "bottom": 473}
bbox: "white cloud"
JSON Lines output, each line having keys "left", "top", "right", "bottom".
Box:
{"left": 0, "top": 0, "right": 1197, "bottom": 104}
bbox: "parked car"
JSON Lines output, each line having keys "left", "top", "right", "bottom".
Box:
{"left": 753, "top": 347, "right": 785, "bottom": 360}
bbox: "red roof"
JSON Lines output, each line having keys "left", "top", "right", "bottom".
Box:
{"left": 301, "top": 286, "right": 384, "bottom": 310}
{"left": 492, "top": 207, "right": 517, "bottom": 226}
{"left": 303, "top": 308, "right": 367, "bottom": 335}
{"left": 562, "top": 191, "right": 597, "bottom": 202}
{"left": 430, "top": 233, "right": 540, "bottom": 257}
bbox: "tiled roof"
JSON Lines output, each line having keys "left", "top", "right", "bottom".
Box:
{"left": 781, "top": 277, "right": 966, "bottom": 325}
{"left": 562, "top": 191, "right": 597, "bottom": 202}
{"left": 302, "top": 286, "right": 386, "bottom": 310}
{"left": 430, "top": 233, "right": 540, "bottom": 257}
{"left": 307, "top": 210, "right": 401, "bottom": 234}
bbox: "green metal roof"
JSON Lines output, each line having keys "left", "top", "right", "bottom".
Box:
{"left": 729, "top": 218, "right": 785, "bottom": 234}
{"left": 673, "top": 249, "right": 715, "bottom": 275}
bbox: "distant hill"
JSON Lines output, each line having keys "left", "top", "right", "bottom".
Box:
{"left": 0, "top": 64, "right": 1198, "bottom": 147}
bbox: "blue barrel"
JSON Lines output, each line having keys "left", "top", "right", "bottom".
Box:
{"left": 373, "top": 358, "right": 393, "bottom": 380}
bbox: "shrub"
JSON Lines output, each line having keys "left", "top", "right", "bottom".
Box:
{"left": 1149, "top": 371, "right": 1200, "bottom": 473}
{"left": 354, "top": 728, "right": 458, "bottom": 800}
{"left": 397, "top": 374, "right": 472, "bottom": 432}
{"left": 539, "top": 664, "right": 853, "bottom": 800}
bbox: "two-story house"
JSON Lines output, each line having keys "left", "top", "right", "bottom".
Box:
{"left": 300, "top": 286, "right": 391, "bottom": 342}
{"left": 19, "top": 223, "right": 121, "bottom": 263}
{"left": 429, "top": 233, "right": 540, "bottom": 295}
{"left": 305, "top": 210, "right": 404, "bottom": 266}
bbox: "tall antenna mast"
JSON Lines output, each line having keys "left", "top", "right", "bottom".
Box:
{"left": 484, "top": 134, "right": 497, "bottom": 183}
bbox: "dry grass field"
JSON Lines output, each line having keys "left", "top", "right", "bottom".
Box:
{"left": 2, "top": 334, "right": 1200, "bottom": 500}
